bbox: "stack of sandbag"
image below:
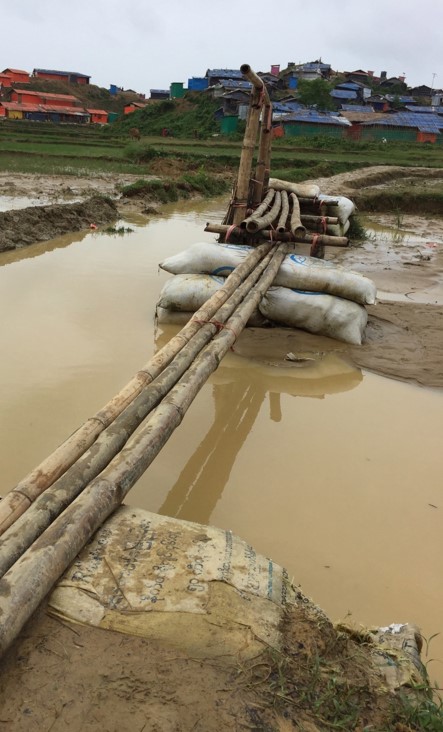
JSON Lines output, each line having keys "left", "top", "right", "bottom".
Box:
{"left": 268, "top": 178, "right": 355, "bottom": 237}
{"left": 157, "top": 241, "right": 376, "bottom": 345}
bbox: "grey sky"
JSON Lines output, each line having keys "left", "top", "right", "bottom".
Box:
{"left": 2, "top": 0, "right": 441, "bottom": 93}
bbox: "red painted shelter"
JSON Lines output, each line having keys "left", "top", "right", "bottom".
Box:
{"left": 32, "top": 69, "right": 90, "bottom": 85}
{"left": 10, "top": 89, "right": 80, "bottom": 107}
{"left": 1, "top": 68, "right": 30, "bottom": 84}
{"left": 0, "top": 74, "right": 13, "bottom": 88}
{"left": 87, "top": 109, "right": 108, "bottom": 124}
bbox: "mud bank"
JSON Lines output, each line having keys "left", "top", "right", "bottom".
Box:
{"left": 0, "top": 196, "right": 119, "bottom": 252}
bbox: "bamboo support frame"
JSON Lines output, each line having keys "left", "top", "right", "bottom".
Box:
{"left": 0, "top": 242, "right": 273, "bottom": 536}
{"left": 301, "top": 215, "right": 339, "bottom": 226}
{"left": 246, "top": 190, "right": 282, "bottom": 233}
{"left": 205, "top": 223, "right": 349, "bottom": 247}
{"left": 240, "top": 188, "right": 275, "bottom": 229}
{"left": 289, "top": 192, "right": 306, "bottom": 238}
{"left": 277, "top": 190, "right": 289, "bottom": 234}
{"left": 0, "top": 243, "right": 290, "bottom": 657}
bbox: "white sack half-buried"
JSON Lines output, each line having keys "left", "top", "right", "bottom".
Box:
{"left": 158, "top": 274, "right": 368, "bottom": 344}
{"left": 156, "top": 274, "right": 263, "bottom": 326}
{"left": 160, "top": 242, "right": 376, "bottom": 305}
{"left": 259, "top": 287, "right": 368, "bottom": 345}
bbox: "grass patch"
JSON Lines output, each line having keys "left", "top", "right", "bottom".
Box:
{"left": 355, "top": 189, "right": 443, "bottom": 214}
{"left": 237, "top": 607, "right": 443, "bottom": 731}
{"left": 102, "top": 225, "right": 134, "bottom": 235}
{"left": 120, "top": 172, "right": 229, "bottom": 204}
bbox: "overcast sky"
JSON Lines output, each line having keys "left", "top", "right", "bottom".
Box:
{"left": 2, "top": 0, "right": 441, "bottom": 94}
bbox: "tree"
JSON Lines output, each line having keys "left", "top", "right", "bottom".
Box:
{"left": 296, "top": 78, "right": 334, "bottom": 111}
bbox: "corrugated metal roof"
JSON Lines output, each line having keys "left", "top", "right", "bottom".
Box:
{"left": 207, "top": 69, "right": 244, "bottom": 79}
{"left": 405, "top": 105, "right": 443, "bottom": 114}
{"left": 0, "top": 103, "right": 42, "bottom": 112}
{"left": 12, "top": 88, "right": 79, "bottom": 102}
{"left": 362, "top": 111, "right": 443, "bottom": 130}
{"left": 340, "top": 110, "right": 387, "bottom": 123}
{"left": 0, "top": 102, "right": 89, "bottom": 115}
{"left": 340, "top": 104, "right": 374, "bottom": 112}
{"left": 273, "top": 101, "right": 305, "bottom": 114}
{"left": 385, "top": 95, "right": 416, "bottom": 103}
{"left": 42, "top": 105, "right": 89, "bottom": 115}
{"left": 331, "top": 89, "right": 357, "bottom": 100}
{"left": 86, "top": 109, "right": 108, "bottom": 115}
{"left": 281, "top": 110, "right": 351, "bottom": 126}
{"left": 33, "top": 68, "right": 90, "bottom": 78}
{"left": 2, "top": 68, "right": 29, "bottom": 75}
{"left": 218, "top": 79, "right": 252, "bottom": 89}
{"left": 336, "top": 82, "right": 362, "bottom": 91}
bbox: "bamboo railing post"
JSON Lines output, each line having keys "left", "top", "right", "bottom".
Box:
{"left": 240, "top": 65, "right": 272, "bottom": 208}
{"left": 230, "top": 65, "right": 268, "bottom": 227}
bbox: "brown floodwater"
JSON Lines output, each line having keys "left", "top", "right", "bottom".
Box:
{"left": 1, "top": 197, "right": 443, "bottom": 683}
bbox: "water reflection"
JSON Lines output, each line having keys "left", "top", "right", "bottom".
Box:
{"left": 156, "top": 325, "right": 362, "bottom": 523}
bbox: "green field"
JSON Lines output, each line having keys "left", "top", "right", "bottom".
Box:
{"left": 1, "top": 117, "right": 443, "bottom": 186}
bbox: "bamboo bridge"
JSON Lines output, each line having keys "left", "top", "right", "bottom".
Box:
{"left": 0, "top": 66, "right": 350, "bottom": 655}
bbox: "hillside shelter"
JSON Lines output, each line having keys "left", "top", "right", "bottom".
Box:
{"left": 32, "top": 69, "right": 90, "bottom": 84}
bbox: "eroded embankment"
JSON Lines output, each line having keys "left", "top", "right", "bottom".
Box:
{"left": 0, "top": 196, "right": 118, "bottom": 252}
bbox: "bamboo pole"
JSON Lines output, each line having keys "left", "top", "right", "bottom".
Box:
{"left": 277, "top": 190, "right": 289, "bottom": 234}
{"left": 0, "top": 242, "right": 273, "bottom": 536}
{"left": 205, "top": 223, "right": 349, "bottom": 247}
{"left": 246, "top": 191, "right": 282, "bottom": 233}
{"left": 301, "top": 215, "right": 339, "bottom": 226}
{"left": 231, "top": 66, "right": 266, "bottom": 226}
{"left": 289, "top": 192, "right": 306, "bottom": 238}
{"left": 0, "top": 246, "right": 276, "bottom": 577}
{"left": 252, "top": 99, "right": 272, "bottom": 206}
{"left": 240, "top": 64, "right": 272, "bottom": 209}
{"left": 297, "top": 196, "right": 340, "bottom": 207}
{"left": 0, "top": 243, "right": 290, "bottom": 658}
{"left": 240, "top": 188, "right": 275, "bottom": 229}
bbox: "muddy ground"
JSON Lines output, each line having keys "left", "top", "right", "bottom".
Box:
{"left": 0, "top": 167, "right": 442, "bottom": 731}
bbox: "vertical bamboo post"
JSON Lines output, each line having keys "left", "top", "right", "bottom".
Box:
{"left": 231, "top": 65, "right": 267, "bottom": 226}
{"left": 252, "top": 96, "right": 273, "bottom": 207}
{"left": 239, "top": 64, "right": 272, "bottom": 210}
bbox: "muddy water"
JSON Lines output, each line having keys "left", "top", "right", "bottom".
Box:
{"left": 1, "top": 198, "right": 443, "bottom": 683}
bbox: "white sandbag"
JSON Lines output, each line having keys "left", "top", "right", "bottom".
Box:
{"left": 259, "top": 287, "right": 368, "bottom": 345}
{"left": 156, "top": 307, "right": 194, "bottom": 325}
{"left": 326, "top": 220, "right": 350, "bottom": 237}
{"left": 317, "top": 194, "right": 355, "bottom": 225}
{"left": 160, "top": 242, "right": 254, "bottom": 278}
{"left": 156, "top": 275, "right": 265, "bottom": 326}
{"left": 158, "top": 274, "right": 225, "bottom": 312}
{"left": 277, "top": 250, "right": 375, "bottom": 305}
{"left": 160, "top": 242, "right": 376, "bottom": 305}
{"left": 268, "top": 178, "right": 320, "bottom": 198}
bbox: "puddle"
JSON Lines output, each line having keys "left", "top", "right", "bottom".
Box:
{"left": 0, "top": 196, "right": 442, "bottom": 682}
{"left": 0, "top": 194, "right": 84, "bottom": 212}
